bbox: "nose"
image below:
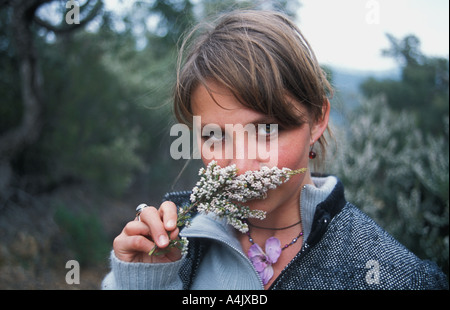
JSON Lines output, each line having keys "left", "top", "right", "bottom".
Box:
{"left": 224, "top": 126, "right": 263, "bottom": 174}
{"left": 225, "top": 124, "right": 280, "bottom": 173}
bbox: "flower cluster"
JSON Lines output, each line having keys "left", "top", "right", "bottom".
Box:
{"left": 188, "top": 161, "right": 306, "bottom": 233}
{"left": 150, "top": 160, "right": 306, "bottom": 255}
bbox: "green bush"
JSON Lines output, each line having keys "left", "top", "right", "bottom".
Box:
{"left": 54, "top": 204, "right": 110, "bottom": 267}
{"left": 326, "top": 98, "right": 449, "bottom": 276}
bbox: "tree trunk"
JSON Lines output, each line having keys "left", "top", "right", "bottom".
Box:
{"left": 0, "top": 0, "right": 102, "bottom": 198}
{"left": 0, "top": 0, "right": 46, "bottom": 197}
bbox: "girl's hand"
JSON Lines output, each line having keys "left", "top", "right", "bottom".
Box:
{"left": 113, "top": 201, "right": 181, "bottom": 263}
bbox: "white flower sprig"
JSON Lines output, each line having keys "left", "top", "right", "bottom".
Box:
{"left": 149, "top": 160, "right": 307, "bottom": 256}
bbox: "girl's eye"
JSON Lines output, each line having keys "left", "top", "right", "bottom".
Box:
{"left": 258, "top": 124, "right": 278, "bottom": 137}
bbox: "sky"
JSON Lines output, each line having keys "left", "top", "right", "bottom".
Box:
{"left": 296, "top": 0, "right": 449, "bottom": 71}
{"left": 101, "top": 0, "right": 449, "bottom": 72}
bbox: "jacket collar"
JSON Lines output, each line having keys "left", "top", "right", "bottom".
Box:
{"left": 305, "top": 176, "right": 347, "bottom": 248}
{"left": 301, "top": 176, "right": 338, "bottom": 244}
{"left": 180, "top": 212, "right": 241, "bottom": 250}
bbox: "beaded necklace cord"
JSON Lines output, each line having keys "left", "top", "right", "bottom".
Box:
{"left": 245, "top": 218, "right": 303, "bottom": 250}
{"left": 246, "top": 230, "right": 304, "bottom": 250}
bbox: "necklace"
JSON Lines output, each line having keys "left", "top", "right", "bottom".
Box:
{"left": 246, "top": 230, "right": 304, "bottom": 250}
{"left": 246, "top": 229, "right": 303, "bottom": 285}
{"left": 247, "top": 219, "right": 302, "bottom": 231}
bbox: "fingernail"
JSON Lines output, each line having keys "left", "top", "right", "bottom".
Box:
{"left": 166, "top": 220, "right": 175, "bottom": 228}
{"left": 159, "top": 234, "right": 169, "bottom": 246}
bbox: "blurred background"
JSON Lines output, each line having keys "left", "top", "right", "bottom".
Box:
{"left": 0, "top": 0, "right": 448, "bottom": 289}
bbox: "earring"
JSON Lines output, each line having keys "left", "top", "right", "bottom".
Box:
{"left": 309, "top": 145, "right": 317, "bottom": 159}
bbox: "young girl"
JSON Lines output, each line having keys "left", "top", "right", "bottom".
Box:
{"left": 103, "top": 10, "right": 447, "bottom": 290}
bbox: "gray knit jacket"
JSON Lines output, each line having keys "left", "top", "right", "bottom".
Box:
{"left": 102, "top": 176, "right": 448, "bottom": 290}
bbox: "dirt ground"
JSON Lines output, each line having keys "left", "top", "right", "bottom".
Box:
{"left": 0, "top": 264, "right": 108, "bottom": 289}
{"left": 0, "top": 185, "right": 132, "bottom": 290}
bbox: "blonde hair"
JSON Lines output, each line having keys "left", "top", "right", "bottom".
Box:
{"left": 174, "top": 10, "right": 333, "bottom": 163}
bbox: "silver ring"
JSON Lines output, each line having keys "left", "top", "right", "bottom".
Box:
{"left": 135, "top": 203, "right": 149, "bottom": 221}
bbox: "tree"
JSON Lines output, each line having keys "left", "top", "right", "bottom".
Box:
{"left": 200, "top": 0, "right": 299, "bottom": 17}
{"left": 360, "top": 34, "right": 449, "bottom": 135}
{"left": 0, "top": 0, "right": 102, "bottom": 199}
{"left": 334, "top": 34, "right": 449, "bottom": 275}
{"left": 327, "top": 98, "right": 449, "bottom": 275}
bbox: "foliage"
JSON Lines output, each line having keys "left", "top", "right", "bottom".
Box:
{"left": 2, "top": 4, "right": 182, "bottom": 197}
{"left": 360, "top": 34, "right": 449, "bottom": 135}
{"left": 1, "top": 0, "right": 300, "bottom": 201}
{"left": 54, "top": 203, "right": 110, "bottom": 266}
{"left": 15, "top": 28, "right": 150, "bottom": 196}
{"left": 200, "top": 0, "right": 299, "bottom": 17}
{"left": 327, "top": 96, "right": 449, "bottom": 275}
{"left": 334, "top": 35, "right": 449, "bottom": 275}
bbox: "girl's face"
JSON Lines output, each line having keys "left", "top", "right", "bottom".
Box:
{"left": 191, "top": 80, "right": 329, "bottom": 222}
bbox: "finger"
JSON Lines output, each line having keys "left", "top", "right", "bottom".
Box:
{"left": 168, "top": 227, "right": 180, "bottom": 240}
{"left": 127, "top": 213, "right": 180, "bottom": 241}
{"left": 139, "top": 206, "right": 169, "bottom": 248}
{"left": 114, "top": 234, "right": 154, "bottom": 255}
{"left": 159, "top": 201, "right": 178, "bottom": 231}
{"left": 123, "top": 220, "right": 150, "bottom": 237}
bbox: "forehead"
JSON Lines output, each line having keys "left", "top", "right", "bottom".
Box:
{"left": 191, "top": 81, "right": 275, "bottom": 126}
{"left": 190, "top": 80, "right": 310, "bottom": 129}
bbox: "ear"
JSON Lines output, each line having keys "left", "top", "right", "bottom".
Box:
{"left": 310, "top": 99, "right": 330, "bottom": 145}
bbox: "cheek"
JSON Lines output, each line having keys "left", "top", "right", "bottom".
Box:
{"left": 275, "top": 132, "right": 310, "bottom": 170}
